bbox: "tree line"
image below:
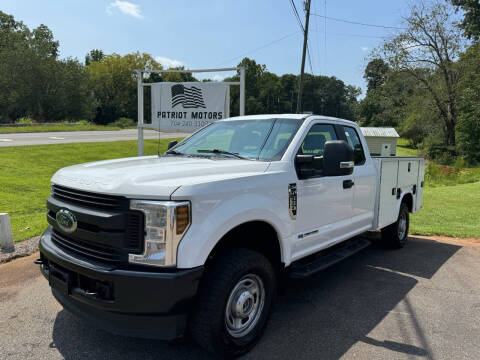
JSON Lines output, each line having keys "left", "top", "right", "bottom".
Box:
{"left": 2, "top": 0, "right": 480, "bottom": 163}
{"left": 355, "top": 0, "right": 480, "bottom": 164}
{"left": 0, "top": 10, "right": 360, "bottom": 126}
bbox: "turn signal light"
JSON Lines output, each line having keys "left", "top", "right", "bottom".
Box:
{"left": 176, "top": 205, "right": 190, "bottom": 234}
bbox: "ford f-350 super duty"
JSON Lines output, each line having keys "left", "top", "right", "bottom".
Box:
{"left": 37, "top": 114, "right": 425, "bottom": 357}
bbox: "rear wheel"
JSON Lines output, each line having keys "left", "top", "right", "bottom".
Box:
{"left": 189, "top": 249, "right": 276, "bottom": 357}
{"left": 381, "top": 203, "right": 409, "bottom": 249}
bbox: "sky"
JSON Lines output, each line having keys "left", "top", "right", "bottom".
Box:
{"left": 1, "top": 0, "right": 410, "bottom": 95}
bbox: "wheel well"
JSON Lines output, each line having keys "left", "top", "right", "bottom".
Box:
{"left": 402, "top": 193, "right": 413, "bottom": 212}
{"left": 206, "top": 221, "right": 283, "bottom": 271}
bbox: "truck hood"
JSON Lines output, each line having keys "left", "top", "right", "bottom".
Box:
{"left": 51, "top": 155, "right": 270, "bottom": 199}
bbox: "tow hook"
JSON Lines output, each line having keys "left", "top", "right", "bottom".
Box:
{"left": 34, "top": 258, "right": 43, "bottom": 265}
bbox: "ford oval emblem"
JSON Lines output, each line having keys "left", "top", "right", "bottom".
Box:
{"left": 56, "top": 209, "right": 77, "bottom": 233}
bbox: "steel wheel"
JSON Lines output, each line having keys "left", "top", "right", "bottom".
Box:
{"left": 398, "top": 210, "right": 407, "bottom": 240}
{"left": 225, "top": 274, "right": 265, "bottom": 338}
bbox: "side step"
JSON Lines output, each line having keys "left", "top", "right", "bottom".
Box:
{"left": 289, "top": 237, "right": 371, "bottom": 278}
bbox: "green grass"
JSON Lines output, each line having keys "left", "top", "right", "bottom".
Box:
{"left": 395, "top": 140, "right": 480, "bottom": 237}
{"left": 410, "top": 182, "right": 480, "bottom": 238}
{"left": 0, "top": 139, "right": 181, "bottom": 242}
{"left": 396, "top": 141, "right": 419, "bottom": 157}
{"left": 0, "top": 124, "right": 124, "bottom": 133}
{"left": 1, "top": 137, "right": 479, "bottom": 243}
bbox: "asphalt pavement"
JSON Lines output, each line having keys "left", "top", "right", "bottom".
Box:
{"left": 0, "top": 129, "right": 188, "bottom": 147}
{"left": 1, "top": 236, "right": 479, "bottom": 360}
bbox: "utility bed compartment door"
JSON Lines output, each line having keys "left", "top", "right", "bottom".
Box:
{"left": 415, "top": 160, "right": 425, "bottom": 211}
{"left": 398, "top": 160, "right": 419, "bottom": 188}
{"left": 377, "top": 160, "right": 399, "bottom": 229}
{"left": 374, "top": 157, "right": 425, "bottom": 230}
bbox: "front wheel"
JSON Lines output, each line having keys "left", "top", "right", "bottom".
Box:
{"left": 381, "top": 203, "right": 410, "bottom": 249}
{"left": 189, "top": 249, "right": 276, "bottom": 357}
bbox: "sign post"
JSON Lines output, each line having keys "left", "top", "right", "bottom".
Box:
{"left": 136, "top": 67, "right": 245, "bottom": 156}
{"left": 137, "top": 70, "right": 144, "bottom": 156}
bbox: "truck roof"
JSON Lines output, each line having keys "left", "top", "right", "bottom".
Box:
{"left": 224, "top": 114, "right": 357, "bottom": 126}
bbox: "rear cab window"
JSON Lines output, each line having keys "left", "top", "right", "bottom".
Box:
{"left": 342, "top": 126, "right": 366, "bottom": 165}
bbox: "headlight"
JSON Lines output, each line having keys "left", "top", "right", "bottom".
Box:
{"left": 129, "top": 200, "right": 190, "bottom": 267}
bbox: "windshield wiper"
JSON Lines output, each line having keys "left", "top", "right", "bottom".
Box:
{"left": 197, "top": 149, "right": 251, "bottom": 160}
{"left": 165, "top": 150, "right": 184, "bottom": 155}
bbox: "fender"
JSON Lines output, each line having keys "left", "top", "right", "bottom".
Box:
{"left": 397, "top": 190, "right": 414, "bottom": 215}
{"left": 175, "top": 192, "right": 293, "bottom": 269}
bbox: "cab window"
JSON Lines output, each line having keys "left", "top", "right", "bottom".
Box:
{"left": 342, "top": 126, "right": 365, "bottom": 165}
{"left": 298, "top": 124, "right": 337, "bottom": 174}
{"left": 299, "top": 124, "right": 337, "bottom": 156}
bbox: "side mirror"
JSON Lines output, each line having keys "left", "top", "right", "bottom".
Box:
{"left": 295, "top": 155, "right": 315, "bottom": 179}
{"left": 295, "top": 154, "right": 325, "bottom": 179}
{"left": 323, "top": 140, "right": 354, "bottom": 176}
{"left": 167, "top": 140, "right": 178, "bottom": 150}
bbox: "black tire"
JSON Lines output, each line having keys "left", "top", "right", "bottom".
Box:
{"left": 381, "top": 203, "right": 410, "bottom": 249}
{"left": 189, "top": 249, "right": 276, "bottom": 358}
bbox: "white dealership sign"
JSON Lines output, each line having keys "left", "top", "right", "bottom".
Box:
{"left": 151, "top": 82, "right": 228, "bottom": 133}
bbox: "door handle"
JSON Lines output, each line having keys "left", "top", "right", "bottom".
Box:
{"left": 343, "top": 179, "right": 354, "bottom": 189}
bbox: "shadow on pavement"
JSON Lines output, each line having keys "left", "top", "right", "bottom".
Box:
{"left": 51, "top": 237, "right": 460, "bottom": 360}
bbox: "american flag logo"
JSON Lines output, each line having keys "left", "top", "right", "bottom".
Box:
{"left": 171, "top": 84, "right": 206, "bottom": 109}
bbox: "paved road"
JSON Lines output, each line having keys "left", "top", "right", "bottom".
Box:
{"left": 0, "top": 129, "right": 188, "bottom": 147}
{"left": 1, "top": 236, "right": 479, "bottom": 360}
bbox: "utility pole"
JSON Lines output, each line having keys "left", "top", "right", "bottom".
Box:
{"left": 296, "top": 0, "right": 311, "bottom": 114}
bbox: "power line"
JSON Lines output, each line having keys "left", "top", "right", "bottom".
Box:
{"left": 306, "top": 42, "right": 314, "bottom": 74}
{"left": 324, "top": 0, "right": 327, "bottom": 74}
{"left": 215, "top": 31, "right": 300, "bottom": 66}
{"left": 289, "top": 0, "right": 304, "bottom": 32}
{"left": 312, "top": 0, "right": 322, "bottom": 74}
{"left": 311, "top": 13, "right": 406, "bottom": 30}
{"left": 310, "top": 29, "right": 387, "bottom": 39}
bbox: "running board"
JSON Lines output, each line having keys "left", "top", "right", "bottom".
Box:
{"left": 289, "top": 237, "right": 371, "bottom": 278}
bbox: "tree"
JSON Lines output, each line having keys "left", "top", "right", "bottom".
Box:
{"left": 380, "top": 1, "right": 467, "bottom": 150}
{"left": 223, "top": 58, "right": 359, "bottom": 119}
{"left": 0, "top": 11, "right": 93, "bottom": 122}
{"left": 456, "top": 43, "right": 480, "bottom": 163}
{"left": 451, "top": 0, "right": 480, "bottom": 41}
{"left": 160, "top": 66, "right": 196, "bottom": 82}
{"left": 364, "top": 58, "right": 389, "bottom": 92}
{"left": 357, "top": 69, "right": 419, "bottom": 128}
{"left": 85, "top": 49, "right": 104, "bottom": 65}
{"left": 86, "top": 52, "right": 161, "bottom": 124}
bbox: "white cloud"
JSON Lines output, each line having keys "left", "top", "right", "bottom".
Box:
{"left": 361, "top": 46, "right": 369, "bottom": 52}
{"left": 212, "top": 74, "right": 226, "bottom": 82}
{"left": 107, "top": 1, "right": 143, "bottom": 19}
{"left": 155, "top": 56, "right": 183, "bottom": 68}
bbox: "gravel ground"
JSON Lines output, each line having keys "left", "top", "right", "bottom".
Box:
{"left": 0, "top": 236, "right": 39, "bottom": 264}
{"left": 1, "top": 236, "right": 479, "bottom": 360}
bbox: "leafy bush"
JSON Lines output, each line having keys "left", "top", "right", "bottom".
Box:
{"left": 111, "top": 117, "right": 135, "bottom": 128}
{"left": 421, "top": 136, "right": 445, "bottom": 161}
{"left": 457, "top": 89, "right": 480, "bottom": 165}
{"left": 453, "top": 157, "right": 467, "bottom": 173}
{"left": 425, "top": 161, "right": 480, "bottom": 186}
{"left": 75, "top": 120, "right": 90, "bottom": 125}
{"left": 399, "top": 113, "right": 429, "bottom": 146}
{"left": 15, "top": 116, "right": 35, "bottom": 124}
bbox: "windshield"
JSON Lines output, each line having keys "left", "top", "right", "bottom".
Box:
{"left": 168, "top": 119, "right": 302, "bottom": 161}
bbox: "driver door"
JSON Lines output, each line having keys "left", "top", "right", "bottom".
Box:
{"left": 292, "top": 123, "right": 355, "bottom": 261}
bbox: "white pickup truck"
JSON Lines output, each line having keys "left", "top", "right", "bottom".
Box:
{"left": 37, "top": 114, "right": 425, "bottom": 357}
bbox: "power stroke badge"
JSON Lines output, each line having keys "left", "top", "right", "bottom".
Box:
{"left": 288, "top": 183, "right": 297, "bottom": 220}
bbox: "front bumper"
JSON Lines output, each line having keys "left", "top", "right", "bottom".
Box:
{"left": 38, "top": 227, "right": 203, "bottom": 340}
